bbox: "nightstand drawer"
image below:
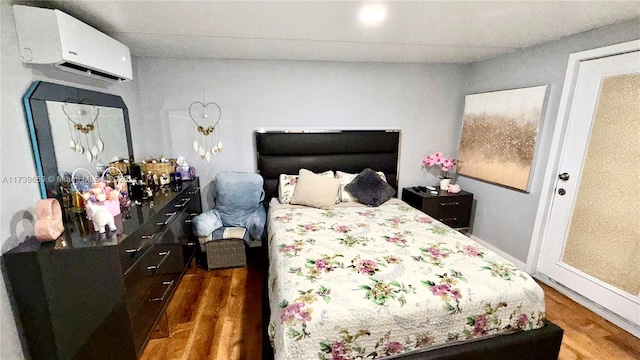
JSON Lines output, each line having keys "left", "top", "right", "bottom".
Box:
{"left": 401, "top": 188, "right": 474, "bottom": 230}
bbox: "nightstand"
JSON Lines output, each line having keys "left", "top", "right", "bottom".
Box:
{"left": 401, "top": 187, "right": 474, "bottom": 231}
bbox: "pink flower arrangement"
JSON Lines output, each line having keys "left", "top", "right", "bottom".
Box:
{"left": 81, "top": 182, "right": 121, "bottom": 203}
{"left": 422, "top": 152, "right": 458, "bottom": 178}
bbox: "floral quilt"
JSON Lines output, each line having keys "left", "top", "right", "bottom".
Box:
{"left": 267, "top": 200, "right": 546, "bottom": 360}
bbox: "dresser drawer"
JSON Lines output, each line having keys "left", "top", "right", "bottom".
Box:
{"left": 173, "top": 186, "right": 201, "bottom": 262}
{"left": 423, "top": 196, "right": 472, "bottom": 227}
{"left": 125, "top": 239, "right": 183, "bottom": 354}
{"left": 124, "top": 179, "right": 201, "bottom": 355}
{"left": 402, "top": 188, "right": 474, "bottom": 230}
{"left": 119, "top": 227, "right": 162, "bottom": 275}
{"left": 124, "top": 244, "right": 182, "bottom": 308}
{"left": 169, "top": 183, "right": 200, "bottom": 211}
{"left": 128, "top": 272, "right": 179, "bottom": 353}
{"left": 119, "top": 209, "right": 179, "bottom": 275}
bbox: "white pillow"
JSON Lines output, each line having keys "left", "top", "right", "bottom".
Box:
{"left": 290, "top": 169, "right": 341, "bottom": 210}
{"left": 336, "top": 170, "right": 387, "bottom": 202}
{"left": 278, "top": 170, "right": 334, "bottom": 204}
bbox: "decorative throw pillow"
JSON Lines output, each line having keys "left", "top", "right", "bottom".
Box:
{"left": 336, "top": 170, "right": 387, "bottom": 202}
{"left": 344, "top": 168, "right": 395, "bottom": 207}
{"left": 278, "top": 170, "right": 334, "bottom": 204}
{"left": 290, "top": 169, "right": 341, "bottom": 210}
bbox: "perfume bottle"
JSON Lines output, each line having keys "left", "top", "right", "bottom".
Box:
{"left": 159, "top": 173, "right": 170, "bottom": 187}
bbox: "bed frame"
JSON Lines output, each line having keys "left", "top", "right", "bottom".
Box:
{"left": 255, "top": 130, "right": 563, "bottom": 360}
{"left": 255, "top": 130, "right": 400, "bottom": 202}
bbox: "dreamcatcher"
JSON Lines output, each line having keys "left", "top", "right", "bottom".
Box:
{"left": 188, "top": 93, "right": 223, "bottom": 162}
{"left": 62, "top": 99, "right": 104, "bottom": 162}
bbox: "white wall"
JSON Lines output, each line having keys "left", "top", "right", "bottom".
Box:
{"left": 135, "top": 58, "right": 468, "bottom": 208}
{"left": 457, "top": 19, "right": 640, "bottom": 263}
{"left": 0, "top": 2, "right": 143, "bottom": 358}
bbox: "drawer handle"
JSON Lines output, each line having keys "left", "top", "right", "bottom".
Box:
{"left": 188, "top": 187, "right": 200, "bottom": 195}
{"left": 146, "top": 250, "right": 171, "bottom": 270}
{"left": 149, "top": 280, "right": 174, "bottom": 302}
{"left": 439, "top": 201, "right": 460, "bottom": 207}
{"left": 124, "top": 233, "right": 157, "bottom": 254}
{"left": 184, "top": 212, "right": 200, "bottom": 224}
{"left": 156, "top": 212, "right": 177, "bottom": 226}
{"left": 438, "top": 217, "right": 458, "bottom": 222}
{"left": 174, "top": 197, "right": 191, "bottom": 208}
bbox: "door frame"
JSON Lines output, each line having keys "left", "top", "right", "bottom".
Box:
{"left": 526, "top": 39, "right": 640, "bottom": 336}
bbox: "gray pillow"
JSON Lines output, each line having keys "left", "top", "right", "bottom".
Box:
{"left": 344, "top": 168, "right": 395, "bottom": 207}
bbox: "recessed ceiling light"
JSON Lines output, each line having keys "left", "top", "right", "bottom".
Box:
{"left": 359, "top": 4, "right": 387, "bottom": 25}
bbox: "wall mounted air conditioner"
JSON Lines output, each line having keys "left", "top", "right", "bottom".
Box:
{"left": 13, "top": 5, "right": 133, "bottom": 82}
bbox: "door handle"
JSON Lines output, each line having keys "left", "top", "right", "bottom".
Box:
{"left": 558, "top": 173, "right": 570, "bottom": 181}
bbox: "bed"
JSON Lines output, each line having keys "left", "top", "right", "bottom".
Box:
{"left": 256, "top": 130, "right": 563, "bottom": 360}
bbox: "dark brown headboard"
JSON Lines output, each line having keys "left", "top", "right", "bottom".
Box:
{"left": 255, "top": 130, "right": 400, "bottom": 202}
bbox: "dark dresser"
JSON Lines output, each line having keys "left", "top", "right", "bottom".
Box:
{"left": 401, "top": 187, "right": 474, "bottom": 231}
{"left": 3, "top": 178, "right": 201, "bottom": 360}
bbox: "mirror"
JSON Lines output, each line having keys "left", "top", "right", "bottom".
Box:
{"left": 47, "top": 101, "right": 129, "bottom": 171}
{"left": 23, "top": 81, "right": 134, "bottom": 199}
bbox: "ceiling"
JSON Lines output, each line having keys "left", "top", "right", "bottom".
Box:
{"left": 41, "top": 1, "right": 640, "bottom": 64}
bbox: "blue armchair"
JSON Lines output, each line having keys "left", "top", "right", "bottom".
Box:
{"left": 192, "top": 171, "right": 267, "bottom": 246}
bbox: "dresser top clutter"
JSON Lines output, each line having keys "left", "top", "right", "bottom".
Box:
{"left": 8, "top": 182, "right": 192, "bottom": 253}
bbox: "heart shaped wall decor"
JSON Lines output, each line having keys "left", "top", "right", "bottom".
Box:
{"left": 188, "top": 100, "right": 222, "bottom": 161}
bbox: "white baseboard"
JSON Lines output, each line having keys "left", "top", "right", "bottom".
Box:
{"left": 468, "top": 234, "right": 526, "bottom": 270}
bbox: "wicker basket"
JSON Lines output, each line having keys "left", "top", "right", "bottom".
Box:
{"left": 140, "top": 159, "right": 176, "bottom": 177}
{"left": 108, "top": 160, "right": 130, "bottom": 176}
{"left": 205, "top": 238, "right": 246, "bottom": 270}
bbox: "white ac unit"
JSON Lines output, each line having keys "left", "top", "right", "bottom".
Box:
{"left": 13, "top": 5, "right": 133, "bottom": 82}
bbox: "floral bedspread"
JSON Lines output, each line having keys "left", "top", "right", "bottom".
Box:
{"left": 267, "top": 200, "right": 546, "bottom": 360}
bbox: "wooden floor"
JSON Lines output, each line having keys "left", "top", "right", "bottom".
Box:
{"left": 140, "top": 249, "right": 639, "bottom": 360}
{"left": 538, "top": 282, "right": 639, "bottom": 360}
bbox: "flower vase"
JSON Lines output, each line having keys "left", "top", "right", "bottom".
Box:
{"left": 104, "top": 199, "right": 121, "bottom": 217}
{"left": 85, "top": 199, "right": 121, "bottom": 219}
{"left": 439, "top": 178, "right": 451, "bottom": 191}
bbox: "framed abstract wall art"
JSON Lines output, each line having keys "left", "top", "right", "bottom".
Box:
{"left": 457, "top": 85, "right": 548, "bottom": 192}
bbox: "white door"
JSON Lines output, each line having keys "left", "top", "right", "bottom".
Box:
{"left": 537, "top": 50, "right": 640, "bottom": 334}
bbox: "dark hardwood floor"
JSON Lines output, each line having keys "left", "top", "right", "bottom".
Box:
{"left": 140, "top": 249, "right": 639, "bottom": 360}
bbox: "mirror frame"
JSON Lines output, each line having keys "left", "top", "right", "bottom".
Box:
{"left": 23, "top": 81, "right": 134, "bottom": 199}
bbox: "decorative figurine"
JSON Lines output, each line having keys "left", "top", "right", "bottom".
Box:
{"left": 85, "top": 201, "right": 116, "bottom": 233}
